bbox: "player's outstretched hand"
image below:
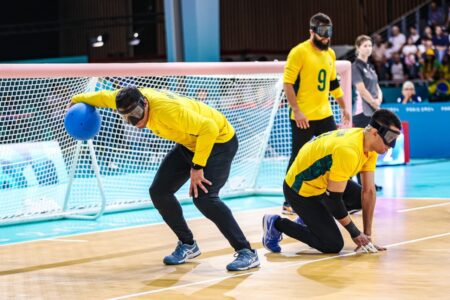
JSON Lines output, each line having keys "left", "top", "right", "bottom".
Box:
{"left": 293, "top": 110, "right": 309, "bottom": 129}
{"left": 189, "top": 168, "right": 212, "bottom": 198}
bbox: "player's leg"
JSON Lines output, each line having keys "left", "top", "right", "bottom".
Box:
{"left": 313, "top": 115, "right": 337, "bottom": 136}
{"left": 263, "top": 182, "right": 344, "bottom": 254}
{"left": 149, "top": 145, "right": 200, "bottom": 265}
{"left": 284, "top": 119, "right": 314, "bottom": 214}
{"left": 191, "top": 135, "right": 259, "bottom": 271}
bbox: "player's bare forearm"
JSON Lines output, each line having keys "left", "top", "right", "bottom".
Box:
{"left": 361, "top": 188, "right": 376, "bottom": 236}
{"left": 283, "top": 83, "right": 300, "bottom": 112}
{"left": 335, "top": 97, "right": 347, "bottom": 110}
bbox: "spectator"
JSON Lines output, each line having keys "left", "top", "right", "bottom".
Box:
{"left": 402, "top": 36, "right": 419, "bottom": 57}
{"left": 403, "top": 36, "right": 420, "bottom": 78}
{"left": 389, "top": 25, "right": 406, "bottom": 53}
{"left": 408, "top": 25, "right": 421, "bottom": 45}
{"left": 429, "top": 1, "right": 445, "bottom": 27}
{"left": 388, "top": 53, "right": 407, "bottom": 83}
{"left": 438, "top": 47, "right": 450, "bottom": 80}
{"left": 432, "top": 25, "right": 449, "bottom": 62}
{"left": 422, "top": 26, "right": 434, "bottom": 41}
{"left": 397, "top": 81, "right": 422, "bottom": 104}
{"left": 372, "top": 34, "right": 387, "bottom": 79}
{"left": 419, "top": 41, "right": 439, "bottom": 81}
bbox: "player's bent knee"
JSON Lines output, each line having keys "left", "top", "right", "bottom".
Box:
{"left": 320, "top": 240, "right": 344, "bottom": 253}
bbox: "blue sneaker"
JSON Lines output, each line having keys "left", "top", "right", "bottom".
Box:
{"left": 163, "top": 241, "right": 201, "bottom": 265}
{"left": 226, "top": 249, "right": 260, "bottom": 271}
{"left": 295, "top": 216, "right": 307, "bottom": 227}
{"left": 262, "top": 214, "right": 282, "bottom": 253}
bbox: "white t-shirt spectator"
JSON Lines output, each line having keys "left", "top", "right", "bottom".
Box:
{"left": 389, "top": 34, "right": 406, "bottom": 52}
{"left": 402, "top": 44, "right": 418, "bottom": 56}
{"left": 391, "top": 62, "right": 406, "bottom": 81}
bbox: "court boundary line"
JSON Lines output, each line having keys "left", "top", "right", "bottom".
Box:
{"left": 397, "top": 201, "right": 450, "bottom": 212}
{"left": 2, "top": 198, "right": 449, "bottom": 247}
{"left": 108, "top": 231, "right": 450, "bottom": 300}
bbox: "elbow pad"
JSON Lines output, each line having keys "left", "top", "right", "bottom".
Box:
{"left": 323, "top": 190, "right": 348, "bottom": 220}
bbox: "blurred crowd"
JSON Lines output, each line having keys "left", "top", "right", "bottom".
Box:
{"left": 372, "top": 1, "right": 450, "bottom": 101}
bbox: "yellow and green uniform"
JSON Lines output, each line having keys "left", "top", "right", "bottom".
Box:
{"left": 285, "top": 128, "right": 377, "bottom": 197}
{"left": 72, "top": 88, "right": 235, "bottom": 167}
{"left": 283, "top": 40, "right": 344, "bottom": 121}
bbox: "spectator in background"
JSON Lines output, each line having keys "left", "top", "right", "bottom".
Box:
{"left": 429, "top": 1, "right": 445, "bottom": 27}
{"left": 408, "top": 25, "right": 421, "bottom": 45}
{"left": 422, "top": 26, "right": 434, "bottom": 41}
{"left": 403, "top": 36, "right": 420, "bottom": 78}
{"left": 432, "top": 25, "right": 449, "bottom": 62}
{"left": 397, "top": 81, "right": 422, "bottom": 104}
{"left": 352, "top": 35, "right": 383, "bottom": 191}
{"left": 438, "top": 47, "right": 450, "bottom": 80}
{"left": 372, "top": 34, "right": 387, "bottom": 79}
{"left": 388, "top": 53, "right": 407, "bottom": 83}
{"left": 419, "top": 39, "right": 439, "bottom": 81}
{"left": 389, "top": 25, "right": 406, "bottom": 53}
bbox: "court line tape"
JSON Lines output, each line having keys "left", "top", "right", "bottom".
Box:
{"left": 397, "top": 202, "right": 450, "bottom": 213}
{"left": 108, "top": 231, "right": 450, "bottom": 300}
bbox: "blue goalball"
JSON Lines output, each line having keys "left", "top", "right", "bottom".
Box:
{"left": 64, "top": 103, "right": 102, "bottom": 141}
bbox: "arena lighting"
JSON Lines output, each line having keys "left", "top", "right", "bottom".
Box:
{"left": 128, "top": 32, "right": 141, "bottom": 46}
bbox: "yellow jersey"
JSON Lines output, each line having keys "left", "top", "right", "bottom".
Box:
{"left": 285, "top": 128, "right": 377, "bottom": 197}
{"left": 72, "top": 88, "right": 235, "bottom": 167}
{"left": 283, "top": 40, "right": 344, "bottom": 121}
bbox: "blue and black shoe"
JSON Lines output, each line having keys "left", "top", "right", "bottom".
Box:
{"left": 163, "top": 241, "right": 201, "bottom": 265}
{"left": 262, "top": 214, "right": 283, "bottom": 253}
{"left": 226, "top": 248, "right": 260, "bottom": 271}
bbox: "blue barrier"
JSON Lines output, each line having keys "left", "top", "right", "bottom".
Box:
{"left": 382, "top": 103, "right": 450, "bottom": 158}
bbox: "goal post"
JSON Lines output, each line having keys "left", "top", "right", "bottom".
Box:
{"left": 0, "top": 61, "right": 351, "bottom": 225}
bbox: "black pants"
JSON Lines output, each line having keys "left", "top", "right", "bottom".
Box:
{"left": 275, "top": 181, "right": 362, "bottom": 253}
{"left": 352, "top": 113, "right": 371, "bottom": 129}
{"left": 149, "top": 135, "right": 251, "bottom": 251}
{"left": 287, "top": 115, "right": 337, "bottom": 171}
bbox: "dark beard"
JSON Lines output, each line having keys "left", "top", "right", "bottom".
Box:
{"left": 312, "top": 35, "right": 330, "bottom": 51}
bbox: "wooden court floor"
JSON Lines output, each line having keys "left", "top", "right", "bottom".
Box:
{"left": 1, "top": 198, "right": 450, "bottom": 299}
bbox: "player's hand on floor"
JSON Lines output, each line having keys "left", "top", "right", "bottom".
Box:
{"left": 352, "top": 233, "right": 372, "bottom": 251}
{"left": 293, "top": 111, "right": 309, "bottom": 129}
{"left": 353, "top": 234, "right": 385, "bottom": 253}
{"left": 189, "top": 168, "right": 212, "bottom": 198}
{"left": 366, "top": 236, "right": 386, "bottom": 252}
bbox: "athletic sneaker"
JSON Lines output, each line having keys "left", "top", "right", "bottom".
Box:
{"left": 163, "top": 241, "right": 201, "bottom": 265}
{"left": 226, "top": 249, "right": 260, "bottom": 271}
{"left": 262, "top": 214, "right": 282, "bottom": 253}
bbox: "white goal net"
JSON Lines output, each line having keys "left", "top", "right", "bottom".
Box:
{"left": 0, "top": 62, "right": 351, "bottom": 225}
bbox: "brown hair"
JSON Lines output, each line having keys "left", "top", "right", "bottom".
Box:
{"left": 355, "top": 35, "right": 372, "bottom": 48}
